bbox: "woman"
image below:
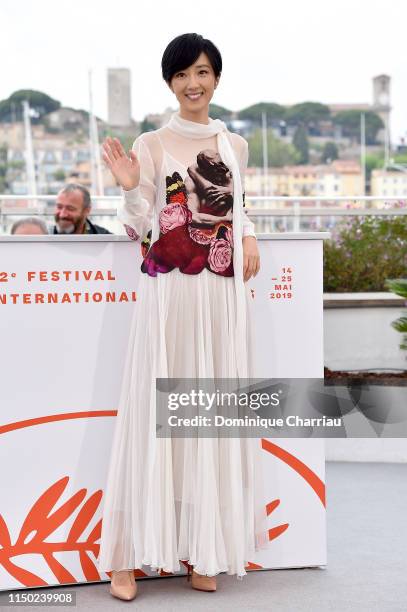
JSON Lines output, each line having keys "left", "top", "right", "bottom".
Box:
{"left": 97, "top": 32, "right": 269, "bottom": 600}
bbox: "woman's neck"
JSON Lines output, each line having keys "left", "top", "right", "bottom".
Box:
{"left": 178, "top": 107, "right": 210, "bottom": 125}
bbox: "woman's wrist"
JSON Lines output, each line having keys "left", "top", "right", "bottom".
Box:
{"left": 122, "top": 181, "right": 140, "bottom": 192}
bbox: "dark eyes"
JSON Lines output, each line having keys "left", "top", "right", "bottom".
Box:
{"left": 57, "top": 205, "right": 75, "bottom": 212}
{"left": 176, "top": 70, "right": 209, "bottom": 78}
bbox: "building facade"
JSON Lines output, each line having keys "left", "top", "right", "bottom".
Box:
{"left": 244, "top": 160, "right": 363, "bottom": 201}
{"left": 371, "top": 169, "right": 407, "bottom": 203}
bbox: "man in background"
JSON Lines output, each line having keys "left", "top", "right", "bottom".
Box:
{"left": 52, "top": 183, "right": 112, "bottom": 235}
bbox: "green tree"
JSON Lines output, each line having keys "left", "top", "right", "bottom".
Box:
{"left": 292, "top": 125, "right": 309, "bottom": 164}
{"left": 286, "top": 102, "right": 331, "bottom": 126}
{"left": 365, "top": 152, "right": 384, "bottom": 179}
{"left": 54, "top": 169, "right": 66, "bottom": 181}
{"left": 238, "top": 102, "right": 286, "bottom": 125}
{"left": 333, "top": 110, "right": 384, "bottom": 144}
{"left": 393, "top": 153, "right": 407, "bottom": 165}
{"left": 209, "top": 104, "right": 232, "bottom": 119}
{"left": 0, "top": 144, "right": 7, "bottom": 163}
{"left": 139, "top": 117, "right": 157, "bottom": 133}
{"left": 0, "top": 145, "right": 7, "bottom": 192}
{"left": 247, "top": 128, "right": 299, "bottom": 167}
{"left": 0, "top": 90, "right": 60, "bottom": 123}
{"left": 321, "top": 141, "right": 339, "bottom": 163}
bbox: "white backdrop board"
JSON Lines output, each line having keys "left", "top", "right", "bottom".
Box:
{"left": 0, "top": 233, "right": 328, "bottom": 590}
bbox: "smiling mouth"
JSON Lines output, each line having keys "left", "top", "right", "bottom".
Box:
{"left": 186, "top": 92, "right": 203, "bottom": 100}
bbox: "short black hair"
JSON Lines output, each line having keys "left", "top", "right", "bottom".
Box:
{"left": 162, "top": 33, "right": 222, "bottom": 85}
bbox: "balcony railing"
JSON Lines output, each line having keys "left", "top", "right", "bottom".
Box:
{"left": 0, "top": 194, "right": 406, "bottom": 235}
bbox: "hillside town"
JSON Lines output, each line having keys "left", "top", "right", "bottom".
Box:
{"left": 0, "top": 70, "right": 406, "bottom": 210}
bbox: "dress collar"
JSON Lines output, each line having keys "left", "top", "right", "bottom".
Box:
{"left": 166, "top": 110, "right": 227, "bottom": 139}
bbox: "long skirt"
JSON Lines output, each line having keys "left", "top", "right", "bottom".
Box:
{"left": 97, "top": 268, "right": 269, "bottom": 578}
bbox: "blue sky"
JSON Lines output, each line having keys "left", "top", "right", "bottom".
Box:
{"left": 2, "top": 0, "right": 406, "bottom": 144}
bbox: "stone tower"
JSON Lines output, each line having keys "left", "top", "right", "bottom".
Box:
{"left": 372, "top": 74, "right": 391, "bottom": 144}
{"left": 107, "top": 68, "right": 132, "bottom": 127}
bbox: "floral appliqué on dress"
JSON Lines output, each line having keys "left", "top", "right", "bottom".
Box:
{"left": 141, "top": 149, "right": 235, "bottom": 277}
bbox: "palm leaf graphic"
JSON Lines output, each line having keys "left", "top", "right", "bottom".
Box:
{"left": 67, "top": 491, "right": 103, "bottom": 542}
{"left": 0, "top": 477, "right": 104, "bottom": 586}
{"left": 79, "top": 550, "right": 101, "bottom": 581}
{"left": 1, "top": 557, "right": 47, "bottom": 586}
{"left": 0, "top": 475, "right": 296, "bottom": 586}
{"left": 267, "top": 498, "right": 289, "bottom": 541}
{"left": 16, "top": 477, "right": 86, "bottom": 545}
{"left": 87, "top": 518, "right": 102, "bottom": 545}
{"left": 0, "top": 514, "right": 11, "bottom": 548}
{"left": 42, "top": 552, "right": 76, "bottom": 583}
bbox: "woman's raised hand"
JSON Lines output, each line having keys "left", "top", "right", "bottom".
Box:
{"left": 102, "top": 137, "right": 140, "bottom": 191}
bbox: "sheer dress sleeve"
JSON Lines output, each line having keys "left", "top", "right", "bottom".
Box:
{"left": 117, "top": 134, "right": 155, "bottom": 241}
{"left": 238, "top": 138, "right": 257, "bottom": 239}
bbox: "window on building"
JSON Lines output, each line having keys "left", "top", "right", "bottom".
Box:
{"left": 77, "top": 151, "right": 90, "bottom": 162}
{"left": 44, "top": 151, "right": 57, "bottom": 163}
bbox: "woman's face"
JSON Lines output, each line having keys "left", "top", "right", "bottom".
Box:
{"left": 169, "top": 52, "right": 219, "bottom": 116}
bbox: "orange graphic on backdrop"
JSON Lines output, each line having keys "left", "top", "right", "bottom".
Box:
{"left": 0, "top": 413, "right": 325, "bottom": 587}
{"left": 0, "top": 475, "right": 290, "bottom": 587}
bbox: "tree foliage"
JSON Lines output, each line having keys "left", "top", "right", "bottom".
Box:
{"left": 333, "top": 110, "right": 384, "bottom": 144}
{"left": 285, "top": 102, "right": 331, "bottom": 125}
{"left": 292, "top": 125, "right": 309, "bottom": 164}
{"left": 0, "top": 90, "right": 61, "bottom": 123}
{"left": 321, "top": 141, "right": 339, "bottom": 163}
{"left": 209, "top": 103, "right": 232, "bottom": 119}
{"left": 238, "top": 102, "right": 286, "bottom": 124}
{"left": 247, "top": 128, "right": 299, "bottom": 167}
{"left": 139, "top": 117, "right": 157, "bottom": 133}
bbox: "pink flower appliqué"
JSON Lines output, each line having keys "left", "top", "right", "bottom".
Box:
{"left": 225, "top": 226, "right": 233, "bottom": 246}
{"left": 124, "top": 224, "right": 140, "bottom": 241}
{"left": 208, "top": 238, "right": 232, "bottom": 273}
{"left": 188, "top": 226, "right": 214, "bottom": 244}
{"left": 159, "top": 203, "right": 192, "bottom": 234}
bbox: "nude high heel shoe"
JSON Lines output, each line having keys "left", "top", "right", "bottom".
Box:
{"left": 109, "top": 569, "right": 138, "bottom": 600}
{"left": 187, "top": 565, "right": 217, "bottom": 592}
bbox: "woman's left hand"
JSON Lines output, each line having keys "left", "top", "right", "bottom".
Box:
{"left": 242, "top": 236, "right": 260, "bottom": 282}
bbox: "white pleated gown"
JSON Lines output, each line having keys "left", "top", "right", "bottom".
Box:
{"left": 97, "top": 125, "right": 269, "bottom": 579}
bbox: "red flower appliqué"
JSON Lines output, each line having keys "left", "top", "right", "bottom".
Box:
{"left": 169, "top": 191, "right": 187, "bottom": 205}
{"left": 141, "top": 168, "right": 234, "bottom": 278}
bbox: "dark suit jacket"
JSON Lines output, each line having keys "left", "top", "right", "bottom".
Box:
{"left": 52, "top": 218, "right": 112, "bottom": 235}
